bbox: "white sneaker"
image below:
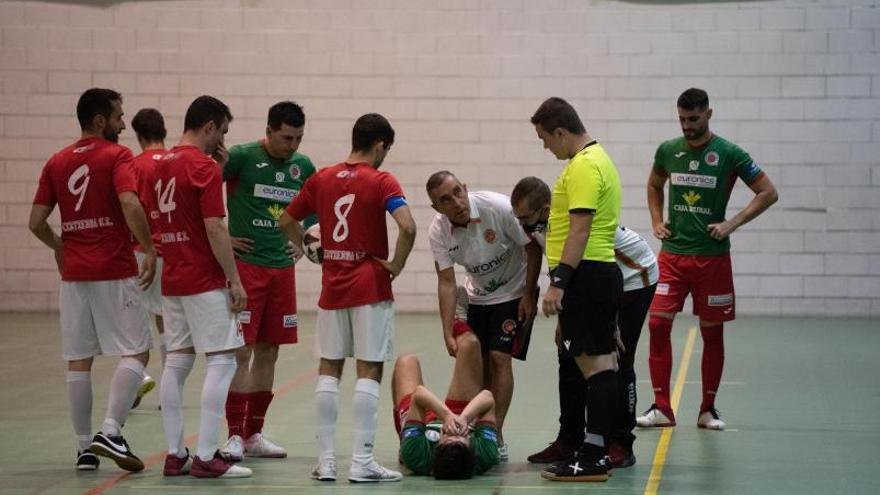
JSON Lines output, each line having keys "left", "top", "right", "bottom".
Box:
{"left": 697, "top": 407, "right": 726, "bottom": 430}
{"left": 220, "top": 435, "right": 244, "bottom": 462}
{"left": 311, "top": 458, "right": 337, "bottom": 481}
{"left": 636, "top": 404, "right": 677, "bottom": 428}
{"left": 498, "top": 441, "right": 509, "bottom": 462}
{"left": 348, "top": 461, "right": 403, "bottom": 483}
{"left": 244, "top": 433, "right": 287, "bottom": 458}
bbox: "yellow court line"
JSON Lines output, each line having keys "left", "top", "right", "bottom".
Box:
{"left": 643, "top": 326, "right": 697, "bottom": 495}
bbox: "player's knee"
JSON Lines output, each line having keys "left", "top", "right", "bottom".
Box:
{"left": 455, "top": 332, "right": 480, "bottom": 354}
{"left": 234, "top": 345, "right": 254, "bottom": 365}
{"left": 488, "top": 351, "right": 512, "bottom": 371}
{"left": 123, "top": 350, "right": 149, "bottom": 366}
{"left": 254, "top": 342, "right": 279, "bottom": 362}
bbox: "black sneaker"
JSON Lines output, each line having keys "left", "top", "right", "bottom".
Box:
{"left": 540, "top": 446, "right": 609, "bottom": 482}
{"left": 76, "top": 449, "right": 99, "bottom": 471}
{"left": 89, "top": 432, "right": 145, "bottom": 472}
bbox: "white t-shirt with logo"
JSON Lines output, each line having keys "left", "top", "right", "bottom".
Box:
{"left": 429, "top": 191, "right": 531, "bottom": 305}
{"left": 530, "top": 224, "right": 658, "bottom": 292}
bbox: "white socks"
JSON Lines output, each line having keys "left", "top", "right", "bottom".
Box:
{"left": 315, "top": 375, "right": 340, "bottom": 463}
{"left": 101, "top": 357, "right": 145, "bottom": 436}
{"left": 160, "top": 353, "right": 195, "bottom": 457}
{"left": 197, "top": 353, "right": 236, "bottom": 461}
{"left": 67, "top": 371, "right": 92, "bottom": 451}
{"left": 351, "top": 378, "right": 380, "bottom": 467}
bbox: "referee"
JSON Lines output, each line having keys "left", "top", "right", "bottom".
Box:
{"left": 529, "top": 97, "right": 623, "bottom": 482}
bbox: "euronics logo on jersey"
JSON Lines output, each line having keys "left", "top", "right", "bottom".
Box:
{"left": 254, "top": 184, "right": 297, "bottom": 203}
{"left": 670, "top": 173, "right": 717, "bottom": 189}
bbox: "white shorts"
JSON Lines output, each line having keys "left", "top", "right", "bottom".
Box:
{"left": 60, "top": 278, "right": 152, "bottom": 361}
{"left": 315, "top": 301, "right": 394, "bottom": 362}
{"left": 162, "top": 289, "right": 245, "bottom": 354}
{"left": 134, "top": 251, "right": 163, "bottom": 316}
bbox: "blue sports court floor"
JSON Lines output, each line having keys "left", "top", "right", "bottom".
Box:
{"left": 1, "top": 311, "right": 877, "bottom": 494}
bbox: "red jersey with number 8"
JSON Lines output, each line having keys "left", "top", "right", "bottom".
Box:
{"left": 286, "top": 162, "right": 404, "bottom": 310}
{"left": 153, "top": 145, "right": 227, "bottom": 296}
{"left": 32, "top": 137, "right": 138, "bottom": 282}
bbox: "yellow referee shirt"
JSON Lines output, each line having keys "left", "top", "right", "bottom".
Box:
{"left": 546, "top": 143, "right": 621, "bottom": 267}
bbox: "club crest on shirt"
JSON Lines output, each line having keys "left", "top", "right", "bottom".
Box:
{"left": 705, "top": 151, "right": 719, "bottom": 166}
{"left": 483, "top": 229, "right": 497, "bottom": 244}
{"left": 688, "top": 160, "right": 699, "bottom": 171}
{"left": 289, "top": 165, "right": 301, "bottom": 179}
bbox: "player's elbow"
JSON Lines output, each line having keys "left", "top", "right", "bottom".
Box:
{"left": 766, "top": 186, "right": 779, "bottom": 206}
{"left": 400, "top": 220, "right": 417, "bottom": 240}
{"left": 203, "top": 217, "right": 226, "bottom": 238}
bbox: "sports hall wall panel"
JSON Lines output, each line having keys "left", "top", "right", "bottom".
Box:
{"left": 1, "top": 0, "right": 878, "bottom": 316}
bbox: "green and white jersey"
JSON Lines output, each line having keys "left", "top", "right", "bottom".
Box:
{"left": 653, "top": 135, "right": 764, "bottom": 256}
{"left": 224, "top": 141, "right": 316, "bottom": 268}
{"left": 399, "top": 419, "right": 500, "bottom": 476}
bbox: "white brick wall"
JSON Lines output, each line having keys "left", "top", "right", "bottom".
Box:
{"left": 1, "top": 0, "right": 878, "bottom": 316}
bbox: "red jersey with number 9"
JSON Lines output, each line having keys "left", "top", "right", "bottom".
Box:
{"left": 153, "top": 145, "right": 227, "bottom": 296}
{"left": 286, "top": 162, "right": 405, "bottom": 310}
{"left": 32, "top": 137, "right": 138, "bottom": 282}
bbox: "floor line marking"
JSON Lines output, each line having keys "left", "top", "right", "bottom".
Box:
{"left": 79, "top": 367, "right": 318, "bottom": 495}
{"left": 643, "top": 326, "right": 697, "bottom": 495}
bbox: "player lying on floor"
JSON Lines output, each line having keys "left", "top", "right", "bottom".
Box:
{"left": 391, "top": 330, "right": 500, "bottom": 479}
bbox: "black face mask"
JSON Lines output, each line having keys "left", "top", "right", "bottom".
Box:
{"left": 523, "top": 219, "right": 547, "bottom": 234}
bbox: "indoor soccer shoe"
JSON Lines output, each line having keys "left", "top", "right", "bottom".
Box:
{"left": 527, "top": 439, "right": 579, "bottom": 464}
{"left": 311, "top": 458, "right": 337, "bottom": 481}
{"left": 244, "top": 433, "right": 287, "bottom": 458}
{"left": 220, "top": 434, "right": 244, "bottom": 462}
{"left": 89, "top": 432, "right": 144, "bottom": 472}
{"left": 348, "top": 461, "right": 403, "bottom": 483}
{"left": 163, "top": 448, "right": 192, "bottom": 476}
{"left": 190, "top": 451, "right": 252, "bottom": 478}
{"left": 608, "top": 442, "right": 636, "bottom": 469}
{"left": 697, "top": 407, "right": 726, "bottom": 430}
{"left": 636, "top": 404, "right": 676, "bottom": 428}
{"left": 498, "top": 441, "right": 509, "bottom": 462}
{"left": 540, "top": 446, "right": 609, "bottom": 482}
{"left": 131, "top": 374, "right": 156, "bottom": 409}
{"left": 76, "top": 449, "right": 99, "bottom": 471}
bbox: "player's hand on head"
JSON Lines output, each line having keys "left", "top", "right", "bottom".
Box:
{"left": 138, "top": 251, "right": 156, "bottom": 291}
{"left": 230, "top": 237, "right": 254, "bottom": 255}
{"left": 212, "top": 142, "right": 228, "bottom": 167}
{"left": 542, "top": 286, "right": 564, "bottom": 317}
{"left": 653, "top": 221, "right": 671, "bottom": 240}
{"left": 228, "top": 280, "right": 247, "bottom": 313}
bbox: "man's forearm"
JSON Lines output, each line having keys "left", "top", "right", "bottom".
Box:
{"left": 390, "top": 228, "right": 415, "bottom": 271}
{"left": 120, "top": 193, "right": 155, "bottom": 253}
{"left": 647, "top": 185, "right": 665, "bottom": 225}
{"left": 206, "top": 220, "right": 240, "bottom": 283}
{"left": 728, "top": 190, "right": 778, "bottom": 230}
{"left": 460, "top": 390, "right": 494, "bottom": 423}
{"left": 438, "top": 277, "right": 457, "bottom": 336}
{"left": 524, "top": 241, "right": 542, "bottom": 294}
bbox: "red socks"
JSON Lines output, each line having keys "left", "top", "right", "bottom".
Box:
{"left": 699, "top": 324, "right": 724, "bottom": 412}
{"left": 648, "top": 315, "right": 674, "bottom": 414}
{"left": 246, "top": 391, "right": 274, "bottom": 437}
{"left": 225, "top": 392, "right": 248, "bottom": 438}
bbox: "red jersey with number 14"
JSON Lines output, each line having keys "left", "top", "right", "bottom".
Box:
{"left": 153, "top": 145, "right": 227, "bottom": 296}
{"left": 32, "top": 137, "right": 138, "bottom": 282}
{"left": 132, "top": 149, "right": 166, "bottom": 255}
{"left": 286, "top": 162, "right": 405, "bottom": 310}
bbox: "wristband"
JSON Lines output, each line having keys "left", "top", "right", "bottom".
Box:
{"left": 549, "top": 263, "right": 575, "bottom": 290}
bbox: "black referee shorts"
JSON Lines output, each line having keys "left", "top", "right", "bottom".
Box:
{"left": 558, "top": 260, "right": 623, "bottom": 357}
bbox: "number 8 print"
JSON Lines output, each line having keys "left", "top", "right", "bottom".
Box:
{"left": 332, "top": 194, "right": 355, "bottom": 242}
{"left": 67, "top": 164, "right": 90, "bottom": 212}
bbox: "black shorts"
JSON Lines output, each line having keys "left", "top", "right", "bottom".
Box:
{"left": 467, "top": 295, "right": 534, "bottom": 361}
{"left": 558, "top": 260, "right": 623, "bottom": 357}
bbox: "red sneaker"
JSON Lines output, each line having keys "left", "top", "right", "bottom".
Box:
{"left": 608, "top": 443, "right": 636, "bottom": 469}
{"left": 190, "top": 451, "right": 252, "bottom": 478}
{"left": 527, "top": 439, "right": 578, "bottom": 464}
{"left": 163, "top": 449, "right": 192, "bottom": 476}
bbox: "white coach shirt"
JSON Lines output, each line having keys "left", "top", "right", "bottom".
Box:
{"left": 531, "top": 224, "right": 658, "bottom": 292}
{"left": 429, "top": 191, "right": 531, "bottom": 305}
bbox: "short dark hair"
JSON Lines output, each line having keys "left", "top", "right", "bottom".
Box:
{"left": 425, "top": 170, "right": 457, "bottom": 197}
{"left": 511, "top": 176, "right": 550, "bottom": 211}
{"left": 530, "top": 97, "right": 585, "bottom": 135}
{"left": 431, "top": 441, "right": 475, "bottom": 480}
{"left": 131, "top": 108, "right": 167, "bottom": 142}
{"left": 76, "top": 88, "right": 122, "bottom": 131}
{"left": 677, "top": 88, "right": 709, "bottom": 111}
{"left": 184, "top": 95, "right": 233, "bottom": 132}
{"left": 268, "top": 101, "right": 305, "bottom": 130}
{"left": 352, "top": 113, "right": 394, "bottom": 152}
